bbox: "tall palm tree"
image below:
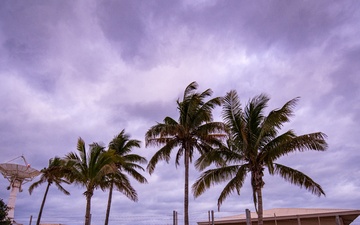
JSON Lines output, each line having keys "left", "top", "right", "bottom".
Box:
{"left": 192, "top": 91, "right": 328, "bottom": 225}
{"left": 145, "top": 81, "right": 226, "bottom": 225}
{"left": 29, "top": 157, "right": 70, "bottom": 225}
{"left": 64, "top": 138, "right": 116, "bottom": 225}
{"left": 104, "top": 130, "right": 148, "bottom": 225}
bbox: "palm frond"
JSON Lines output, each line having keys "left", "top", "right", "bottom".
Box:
{"left": 77, "top": 138, "right": 87, "bottom": 165}
{"left": 112, "top": 173, "right": 139, "bottom": 202}
{"left": 192, "top": 165, "right": 243, "bottom": 198}
{"left": 216, "top": 165, "right": 248, "bottom": 210}
{"left": 123, "top": 154, "right": 147, "bottom": 165}
{"left": 195, "top": 150, "right": 223, "bottom": 171}
{"left": 273, "top": 163, "right": 325, "bottom": 197}
{"left": 145, "top": 122, "right": 181, "bottom": 147}
{"left": 147, "top": 139, "right": 179, "bottom": 174}
{"left": 28, "top": 179, "right": 45, "bottom": 194}
{"left": 198, "top": 88, "right": 213, "bottom": 100}
{"left": 265, "top": 132, "right": 327, "bottom": 162}
{"left": 163, "top": 116, "right": 178, "bottom": 125}
{"left": 123, "top": 167, "right": 148, "bottom": 184}
{"left": 257, "top": 97, "right": 299, "bottom": 148}
{"left": 175, "top": 146, "right": 185, "bottom": 167}
{"left": 261, "top": 130, "right": 296, "bottom": 163}
{"left": 244, "top": 94, "right": 269, "bottom": 154}
{"left": 195, "top": 141, "right": 244, "bottom": 171}
{"left": 54, "top": 182, "right": 70, "bottom": 195}
{"left": 183, "top": 81, "right": 198, "bottom": 101}
{"left": 196, "top": 122, "right": 226, "bottom": 140}
{"left": 193, "top": 96, "right": 222, "bottom": 125}
{"left": 222, "top": 90, "right": 243, "bottom": 137}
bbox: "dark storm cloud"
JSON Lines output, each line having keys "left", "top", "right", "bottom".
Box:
{"left": 184, "top": 0, "right": 354, "bottom": 52}
{"left": 0, "top": 0, "right": 107, "bottom": 92}
{"left": 92, "top": 0, "right": 358, "bottom": 70}
{"left": 95, "top": 0, "right": 184, "bottom": 66}
{"left": 0, "top": 1, "right": 74, "bottom": 79}
{"left": 96, "top": 1, "right": 148, "bottom": 60}
{"left": 0, "top": 1, "right": 73, "bottom": 51}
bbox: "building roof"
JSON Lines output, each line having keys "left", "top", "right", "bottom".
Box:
{"left": 198, "top": 208, "right": 360, "bottom": 225}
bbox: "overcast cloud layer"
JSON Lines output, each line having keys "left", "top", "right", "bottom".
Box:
{"left": 0, "top": 1, "right": 359, "bottom": 225}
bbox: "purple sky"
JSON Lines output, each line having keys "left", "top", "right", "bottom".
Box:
{"left": 0, "top": 1, "right": 359, "bottom": 225}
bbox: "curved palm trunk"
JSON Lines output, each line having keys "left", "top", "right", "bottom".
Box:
{"left": 36, "top": 182, "right": 51, "bottom": 225}
{"left": 184, "top": 148, "right": 190, "bottom": 225}
{"left": 85, "top": 191, "right": 93, "bottom": 225}
{"left": 104, "top": 180, "right": 114, "bottom": 225}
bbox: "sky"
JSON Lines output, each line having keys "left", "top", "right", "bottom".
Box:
{"left": 0, "top": 0, "right": 359, "bottom": 225}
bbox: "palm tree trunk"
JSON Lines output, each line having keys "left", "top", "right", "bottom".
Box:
{"left": 252, "top": 169, "right": 264, "bottom": 225}
{"left": 85, "top": 191, "right": 93, "bottom": 225}
{"left": 104, "top": 180, "right": 114, "bottom": 225}
{"left": 257, "top": 187, "right": 264, "bottom": 225}
{"left": 184, "top": 148, "right": 190, "bottom": 225}
{"left": 36, "top": 182, "right": 51, "bottom": 225}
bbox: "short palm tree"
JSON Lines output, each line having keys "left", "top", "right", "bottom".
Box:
{"left": 145, "top": 81, "right": 226, "bottom": 225}
{"left": 104, "top": 130, "right": 148, "bottom": 225}
{"left": 29, "top": 157, "right": 70, "bottom": 225}
{"left": 64, "top": 138, "right": 116, "bottom": 225}
{"left": 192, "top": 91, "right": 328, "bottom": 225}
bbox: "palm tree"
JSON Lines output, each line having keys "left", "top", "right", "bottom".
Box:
{"left": 29, "top": 157, "right": 70, "bottom": 225}
{"left": 145, "top": 81, "right": 226, "bottom": 225}
{"left": 104, "top": 130, "right": 148, "bottom": 225}
{"left": 64, "top": 138, "right": 116, "bottom": 225}
{"left": 192, "top": 91, "right": 328, "bottom": 225}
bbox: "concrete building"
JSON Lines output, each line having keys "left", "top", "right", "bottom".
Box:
{"left": 197, "top": 208, "right": 360, "bottom": 225}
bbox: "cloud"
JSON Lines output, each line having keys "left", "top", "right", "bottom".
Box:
{"left": 0, "top": 0, "right": 359, "bottom": 224}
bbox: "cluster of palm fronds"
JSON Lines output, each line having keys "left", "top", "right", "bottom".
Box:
{"left": 29, "top": 81, "right": 327, "bottom": 225}
{"left": 29, "top": 130, "right": 147, "bottom": 225}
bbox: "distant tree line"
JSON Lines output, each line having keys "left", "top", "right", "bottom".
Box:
{"left": 27, "top": 81, "right": 327, "bottom": 225}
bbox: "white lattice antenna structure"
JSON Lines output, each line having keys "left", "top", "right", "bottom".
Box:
{"left": 0, "top": 155, "right": 40, "bottom": 224}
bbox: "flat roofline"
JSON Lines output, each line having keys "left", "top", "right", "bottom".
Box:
{"left": 198, "top": 208, "right": 360, "bottom": 225}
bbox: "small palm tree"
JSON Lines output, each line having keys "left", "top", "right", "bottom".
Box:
{"left": 145, "top": 81, "right": 226, "bottom": 225}
{"left": 29, "top": 157, "right": 70, "bottom": 225}
{"left": 64, "top": 138, "right": 116, "bottom": 225}
{"left": 104, "top": 130, "right": 148, "bottom": 225}
{"left": 193, "top": 91, "right": 328, "bottom": 225}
